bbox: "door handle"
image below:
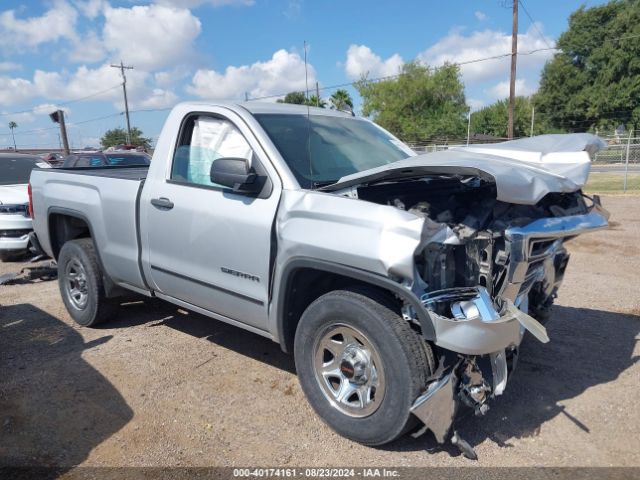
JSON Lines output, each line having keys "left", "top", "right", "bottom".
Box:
{"left": 151, "top": 197, "right": 174, "bottom": 210}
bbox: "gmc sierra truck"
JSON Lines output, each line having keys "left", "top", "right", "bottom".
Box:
{"left": 30, "top": 102, "right": 609, "bottom": 457}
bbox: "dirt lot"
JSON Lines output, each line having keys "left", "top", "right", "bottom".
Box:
{"left": 1, "top": 195, "right": 639, "bottom": 469}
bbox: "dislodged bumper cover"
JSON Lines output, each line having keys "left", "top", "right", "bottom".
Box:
{"left": 422, "top": 287, "right": 549, "bottom": 355}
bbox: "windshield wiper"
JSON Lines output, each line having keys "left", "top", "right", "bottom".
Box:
{"left": 311, "top": 180, "right": 338, "bottom": 190}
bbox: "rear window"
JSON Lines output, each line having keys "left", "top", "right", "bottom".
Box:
{"left": 0, "top": 156, "right": 42, "bottom": 185}
{"left": 105, "top": 154, "right": 150, "bottom": 166}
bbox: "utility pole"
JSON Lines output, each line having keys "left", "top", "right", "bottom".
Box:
{"left": 111, "top": 60, "right": 134, "bottom": 144}
{"left": 303, "top": 41, "right": 309, "bottom": 101}
{"left": 316, "top": 82, "right": 320, "bottom": 107}
{"left": 507, "top": 0, "right": 518, "bottom": 139}
{"left": 49, "top": 110, "right": 70, "bottom": 155}
{"left": 530, "top": 106, "right": 535, "bottom": 137}
{"left": 466, "top": 110, "right": 472, "bottom": 146}
{"left": 624, "top": 129, "right": 633, "bottom": 192}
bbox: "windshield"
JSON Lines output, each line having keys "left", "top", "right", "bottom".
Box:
{"left": 0, "top": 156, "right": 41, "bottom": 185}
{"left": 254, "top": 114, "right": 413, "bottom": 188}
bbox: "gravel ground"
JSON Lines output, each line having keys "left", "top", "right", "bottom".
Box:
{"left": 0, "top": 195, "right": 638, "bottom": 469}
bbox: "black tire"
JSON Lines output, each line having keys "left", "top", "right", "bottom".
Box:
{"left": 294, "top": 288, "right": 435, "bottom": 446}
{"left": 58, "top": 238, "right": 117, "bottom": 327}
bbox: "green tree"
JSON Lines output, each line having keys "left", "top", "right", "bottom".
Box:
{"left": 355, "top": 61, "right": 468, "bottom": 143}
{"left": 100, "top": 127, "right": 151, "bottom": 149}
{"left": 329, "top": 89, "right": 354, "bottom": 112}
{"left": 471, "top": 97, "right": 557, "bottom": 138}
{"left": 534, "top": 0, "right": 640, "bottom": 133}
{"left": 277, "top": 91, "right": 306, "bottom": 104}
{"left": 305, "top": 95, "right": 327, "bottom": 108}
{"left": 8, "top": 121, "right": 17, "bottom": 150}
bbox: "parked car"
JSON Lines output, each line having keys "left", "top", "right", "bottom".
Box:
{"left": 104, "top": 144, "right": 147, "bottom": 153}
{"left": 0, "top": 153, "right": 49, "bottom": 261}
{"left": 29, "top": 102, "right": 609, "bottom": 456}
{"left": 61, "top": 152, "right": 151, "bottom": 168}
{"left": 41, "top": 152, "right": 64, "bottom": 166}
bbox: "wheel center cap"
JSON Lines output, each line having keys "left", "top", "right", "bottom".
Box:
{"left": 341, "top": 345, "right": 369, "bottom": 384}
{"left": 340, "top": 360, "right": 355, "bottom": 378}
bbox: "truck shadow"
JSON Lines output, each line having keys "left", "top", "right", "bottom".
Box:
{"left": 0, "top": 303, "right": 133, "bottom": 473}
{"left": 386, "top": 305, "right": 640, "bottom": 455}
{"left": 113, "top": 300, "right": 296, "bottom": 374}
{"left": 109, "top": 301, "right": 639, "bottom": 456}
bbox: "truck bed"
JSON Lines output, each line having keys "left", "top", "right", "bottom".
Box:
{"left": 30, "top": 165, "right": 149, "bottom": 292}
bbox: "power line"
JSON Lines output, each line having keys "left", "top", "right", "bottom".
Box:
{"left": 0, "top": 84, "right": 121, "bottom": 118}
{"left": 518, "top": 0, "right": 554, "bottom": 50}
{"left": 58, "top": 84, "right": 122, "bottom": 107}
{"left": 248, "top": 32, "right": 639, "bottom": 103}
{"left": 70, "top": 112, "right": 123, "bottom": 126}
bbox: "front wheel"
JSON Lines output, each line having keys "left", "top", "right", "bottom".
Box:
{"left": 294, "top": 288, "right": 435, "bottom": 446}
{"left": 58, "top": 238, "right": 117, "bottom": 327}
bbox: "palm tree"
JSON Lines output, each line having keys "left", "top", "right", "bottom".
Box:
{"left": 305, "top": 95, "right": 327, "bottom": 108}
{"left": 8, "top": 121, "right": 17, "bottom": 150}
{"left": 330, "top": 89, "right": 354, "bottom": 112}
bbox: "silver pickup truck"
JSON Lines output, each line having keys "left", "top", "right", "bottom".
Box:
{"left": 30, "top": 101, "right": 609, "bottom": 457}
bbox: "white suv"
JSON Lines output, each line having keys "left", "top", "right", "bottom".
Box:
{"left": 0, "top": 153, "right": 49, "bottom": 261}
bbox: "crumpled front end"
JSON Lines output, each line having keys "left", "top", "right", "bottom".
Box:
{"left": 339, "top": 171, "right": 609, "bottom": 448}
{"left": 406, "top": 198, "right": 609, "bottom": 446}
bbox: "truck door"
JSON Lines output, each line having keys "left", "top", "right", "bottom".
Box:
{"left": 144, "top": 111, "right": 280, "bottom": 332}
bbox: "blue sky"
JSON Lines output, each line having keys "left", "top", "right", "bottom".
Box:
{"left": 0, "top": 0, "right": 607, "bottom": 149}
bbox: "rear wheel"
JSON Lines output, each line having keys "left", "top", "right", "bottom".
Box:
{"left": 294, "top": 288, "right": 435, "bottom": 446}
{"left": 58, "top": 238, "right": 117, "bottom": 327}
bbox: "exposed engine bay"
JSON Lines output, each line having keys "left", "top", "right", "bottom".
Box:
{"left": 344, "top": 173, "right": 607, "bottom": 458}
{"left": 356, "top": 174, "right": 587, "bottom": 308}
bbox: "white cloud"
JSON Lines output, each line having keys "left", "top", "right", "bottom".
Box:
{"left": 283, "top": 0, "right": 302, "bottom": 18}
{"left": 486, "top": 78, "right": 535, "bottom": 100}
{"left": 418, "top": 25, "right": 555, "bottom": 84}
{"left": 344, "top": 44, "right": 403, "bottom": 80}
{"left": 32, "top": 64, "right": 126, "bottom": 101}
{"left": 73, "top": 0, "right": 108, "bottom": 18}
{"left": 467, "top": 98, "right": 485, "bottom": 111}
{"left": 33, "top": 103, "right": 71, "bottom": 116}
{"left": 68, "top": 31, "right": 107, "bottom": 63}
{"left": 0, "top": 1, "right": 78, "bottom": 50}
{"left": 0, "top": 62, "right": 21, "bottom": 72}
{"left": 1, "top": 111, "right": 35, "bottom": 124}
{"left": 187, "top": 49, "right": 316, "bottom": 100}
{"left": 137, "top": 88, "right": 178, "bottom": 109}
{"left": 474, "top": 11, "right": 488, "bottom": 21}
{"left": 102, "top": 4, "right": 201, "bottom": 70}
{"left": 155, "top": 69, "right": 190, "bottom": 88}
{"left": 0, "top": 63, "right": 155, "bottom": 111}
{"left": 0, "top": 76, "right": 37, "bottom": 106}
{"left": 154, "top": 0, "right": 254, "bottom": 7}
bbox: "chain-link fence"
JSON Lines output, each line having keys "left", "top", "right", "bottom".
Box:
{"left": 593, "top": 139, "right": 640, "bottom": 164}
{"left": 409, "top": 137, "right": 640, "bottom": 193}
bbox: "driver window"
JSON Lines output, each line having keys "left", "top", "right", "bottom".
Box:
{"left": 171, "top": 115, "right": 253, "bottom": 187}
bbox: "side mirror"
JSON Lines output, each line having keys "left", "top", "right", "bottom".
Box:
{"left": 210, "top": 157, "right": 259, "bottom": 193}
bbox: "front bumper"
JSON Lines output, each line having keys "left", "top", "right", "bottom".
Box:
{"left": 421, "top": 287, "right": 548, "bottom": 355}
{"left": 410, "top": 204, "right": 609, "bottom": 446}
{"left": 418, "top": 205, "right": 609, "bottom": 356}
{"left": 0, "top": 213, "right": 33, "bottom": 253}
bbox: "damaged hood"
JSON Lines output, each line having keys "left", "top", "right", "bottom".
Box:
{"left": 323, "top": 134, "right": 606, "bottom": 205}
